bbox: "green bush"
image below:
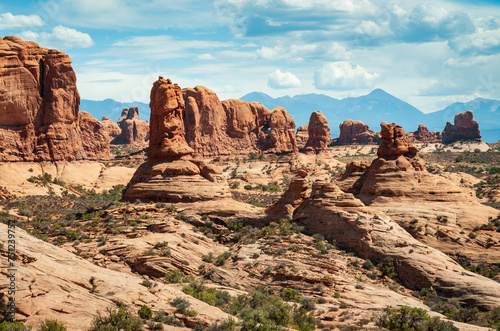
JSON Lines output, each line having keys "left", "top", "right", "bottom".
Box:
{"left": 170, "top": 297, "right": 190, "bottom": 314}
{"left": 138, "top": 305, "right": 152, "bottom": 320}
{"left": 40, "top": 320, "right": 66, "bottom": 331}
{"left": 378, "top": 257, "right": 397, "bottom": 278}
{"left": 376, "top": 306, "right": 458, "bottom": 331}
{"left": 89, "top": 305, "right": 143, "bottom": 331}
{"left": 362, "top": 259, "right": 375, "bottom": 270}
{"left": 0, "top": 322, "right": 31, "bottom": 331}
{"left": 214, "top": 251, "right": 231, "bottom": 266}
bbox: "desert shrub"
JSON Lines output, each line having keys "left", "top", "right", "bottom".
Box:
{"left": 138, "top": 305, "right": 152, "bottom": 320}
{"left": 376, "top": 306, "right": 458, "bottom": 330}
{"left": 0, "top": 322, "right": 31, "bottom": 331}
{"left": 280, "top": 288, "right": 302, "bottom": 302}
{"left": 170, "top": 297, "right": 190, "bottom": 314}
{"left": 378, "top": 257, "right": 397, "bottom": 278}
{"left": 205, "top": 317, "right": 237, "bottom": 331}
{"left": 300, "top": 297, "right": 316, "bottom": 311}
{"left": 362, "top": 259, "right": 375, "bottom": 270}
{"left": 40, "top": 320, "right": 66, "bottom": 331}
{"left": 164, "top": 269, "right": 193, "bottom": 284}
{"left": 89, "top": 305, "right": 143, "bottom": 331}
{"left": 214, "top": 251, "right": 231, "bottom": 266}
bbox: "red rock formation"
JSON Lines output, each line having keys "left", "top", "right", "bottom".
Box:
{"left": 112, "top": 107, "right": 149, "bottom": 146}
{"left": 442, "top": 111, "right": 481, "bottom": 144}
{"left": 336, "top": 119, "right": 380, "bottom": 145}
{"left": 302, "top": 111, "right": 331, "bottom": 153}
{"left": 296, "top": 124, "right": 309, "bottom": 149}
{"left": 406, "top": 124, "right": 442, "bottom": 143}
{"left": 123, "top": 78, "right": 231, "bottom": 202}
{"left": 0, "top": 36, "right": 109, "bottom": 161}
{"left": 182, "top": 86, "right": 298, "bottom": 156}
{"left": 78, "top": 111, "right": 110, "bottom": 159}
{"left": 101, "top": 116, "right": 121, "bottom": 140}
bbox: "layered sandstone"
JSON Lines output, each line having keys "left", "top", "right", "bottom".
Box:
{"left": 78, "top": 111, "right": 110, "bottom": 160}
{"left": 182, "top": 86, "right": 298, "bottom": 156}
{"left": 0, "top": 36, "right": 109, "bottom": 161}
{"left": 302, "top": 111, "right": 331, "bottom": 154}
{"left": 335, "top": 119, "right": 380, "bottom": 145}
{"left": 406, "top": 124, "right": 442, "bottom": 143}
{"left": 123, "top": 78, "right": 231, "bottom": 202}
{"left": 442, "top": 111, "right": 481, "bottom": 144}
{"left": 338, "top": 122, "right": 499, "bottom": 265}
{"left": 291, "top": 180, "right": 500, "bottom": 309}
{"left": 112, "top": 107, "right": 149, "bottom": 146}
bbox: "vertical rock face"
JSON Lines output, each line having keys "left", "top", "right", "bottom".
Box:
{"left": 406, "top": 124, "right": 442, "bottom": 143}
{"left": 182, "top": 85, "right": 298, "bottom": 156}
{"left": 442, "top": 111, "right": 481, "bottom": 144}
{"left": 0, "top": 36, "right": 109, "bottom": 161}
{"left": 336, "top": 119, "right": 381, "bottom": 145}
{"left": 123, "top": 78, "right": 231, "bottom": 202}
{"left": 148, "top": 77, "right": 194, "bottom": 160}
{"left": 303, "top": 111, "right": 331, "bottom": 153}
{"left": 78, "top": 111, "right": 111, "bottom": 159}
{"left": 112, "top": 107, "right": 149, "bottom": 146}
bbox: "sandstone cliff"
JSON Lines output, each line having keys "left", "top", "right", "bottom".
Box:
{"left": 123, "top": 78, "right": 231, "bottom": 202}
{"left": 335, "top": 119, "right": 381, "bottom": 145}
{"left": 0, "top": 36, "right": 109, "bottom": 161}
{"left": 182, "top": 86, "right": 298, "bottom": 156}
{"left": 100, "top": 116, "right": 121, "bottom": 140}
{"left": 442, "top": 111, "right": 482, "bottom": 144}
{"left": 296, "top": 124, "right": 309, "bottom": 149}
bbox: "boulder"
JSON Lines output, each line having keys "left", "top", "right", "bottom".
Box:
{"left": 302, "top": 111, "right": 331, "bottom": 154}
{"left": 0, "top": 36, "right": 109, "bottom": 161}
{"left": 336, "top": 119, "right": 380, "bottom": 145}
{"left": 442, "top": 111, "right": 481, "bottom": 144}
{"left": 406, "top": 124, "right": 442, "bottom": 143}
{"left": 123, "top": 78, "right": 231, "bottom": 202}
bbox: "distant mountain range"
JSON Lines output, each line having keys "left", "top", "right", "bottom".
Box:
{"left": 241, "top": 89, "right": 500, "bottom": 143}
{"left": 80, "top": 89, "right": 500, "bottom": 143}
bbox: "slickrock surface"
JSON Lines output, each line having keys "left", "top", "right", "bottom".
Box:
{"left": 406, "top": 124, "right": 442, "bottom": 143}
{"left": 112, "top": 107, "right": 149, "bottom": 146}
{"left": 442, "top": 111, "right": 482, "bottom": 144}
{"left": 0, "top": 36, "right": 109, "bottom": 161}
{"left": 302, "top": 111, "right": 331, "bottom": 154}
{"left": 183, "top": 86, "right": 298, "bottom": 156}
{"left": 292, "top": 180, "right": 500, "bottom": 309}
{"left": 123, "top": 78, "right": 231, "bottom": 202}
{"left": 0, "top": 223, "right": 233, "bottom": 331}
{"left": 100, "top": 116, "right": 121, "bottom": 140}
{"left": 336, "top": 119, "right": 381, "bottom": 145}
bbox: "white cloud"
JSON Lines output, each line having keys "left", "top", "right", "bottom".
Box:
{"left": 0, "top": 12, "right": 44, "bottom": 29}
{"left": 314, "top": 62, "right": 378, "bottom": 90}
{"left": 197, "top": 53, "right": 215, "bottom": 60}
{"left": 19, "top": 26, "right": 94, "bottom": 49}
{"left": 450, "top": 27, "right": 500, "bottom": 55}
{"left": 268, "top": 69, "right": 301, "bottom": 89}
{"left": 257, "top": 42, "right": 349, "bottom": 61}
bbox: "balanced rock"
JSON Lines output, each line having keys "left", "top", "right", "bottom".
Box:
{"left": 302, "top": 111, "right": 331, "bottom": 153}
{"left": 101, "top": 116, "right": 121, "bottom": 140}
{"left": 123, "top": 78, "right": 230, "bottom": 202}
{"left": 442, "top": 111, "right": 481, "bottom": 144}
{"left": 406, "top": 124, "right": 441, "bottom": 143}
{"left": 183, "top": 86, "right": 298, "bottom": 156}
{"left": 112, "top": 107, "right": 149, "bottom": 146}
{"left": 0, "top": 36, "right": 109, "bottom": 161}
{"left": 336, "top": 119, "right": 380, "bottom": 145}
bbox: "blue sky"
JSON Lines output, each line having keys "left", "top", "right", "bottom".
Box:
{"left": 1, "top": 0, "right": 500, "bottom": 113}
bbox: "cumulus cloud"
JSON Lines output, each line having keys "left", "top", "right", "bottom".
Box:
{"left": 449, "top": 28, "right": 500, "bottom": 55}
{"left": 0, "top": 12, "right": 44, "bottom": 29}
{"left": 197, "top": 53, "right": 215, "bottom": 60}
{"left": 314, "top": 62, "right": 378, "bottom": 90}
{"left": 268, "top": 69, "right": 301, "bottom": 89}
{"left": 19, "top": 26, "right": 94, "bottom": 49}
{"left": 257, "top": 42, "right": 349, "bottom": 61}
